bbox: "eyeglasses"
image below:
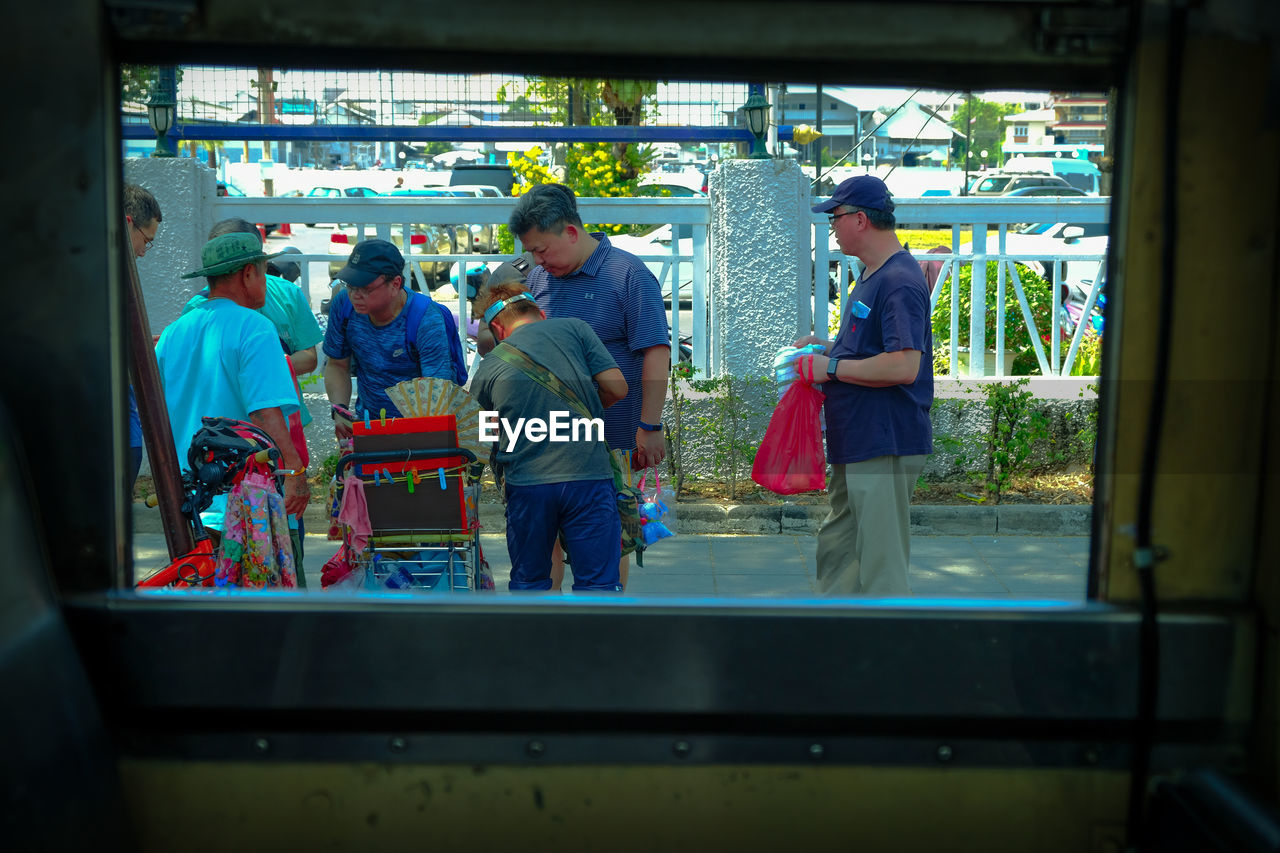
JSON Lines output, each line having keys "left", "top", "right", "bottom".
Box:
{"left": 344, "top": 277, "right": 391, "bottom": 299}
{"left": 827, "top": 210, "right": 858, "bottom": 226}
{"left": 132, "top": 222, "right": 157, "bottom": 250}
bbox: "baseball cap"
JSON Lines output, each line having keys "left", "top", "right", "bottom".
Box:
{"left": 485, "top": 252, "right": 534, "bottom": 289}
{"left": 811, "top": 175, "right": 894, "bottom": 214}
{"left": 336, "top": 238, "right": 405, "bottom": 288}
{"left": 268, "top": 245, "right": 303, "bottom": 283}
{"left": 182, "top": 233, "right": 285, "bottom": 279}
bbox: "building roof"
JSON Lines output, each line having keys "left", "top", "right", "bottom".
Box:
{"left": 1006, "top": 108, "right": 1056, "bottom": 122}
{"left": 873, "top": 100, "right": 959, "bottom": 142}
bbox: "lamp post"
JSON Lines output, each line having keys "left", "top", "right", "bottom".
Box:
{"left": 147, "top": 66, "right": 177, "bottom": 158}
{"left": 740, "top": 91, "right": 772, "bottom": 159}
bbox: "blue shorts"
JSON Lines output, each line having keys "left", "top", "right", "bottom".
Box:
{"left": 504, "top": 478, "right": 622, "bottom": 592}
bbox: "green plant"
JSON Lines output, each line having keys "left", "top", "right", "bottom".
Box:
{"left": 950, "top": 379, "right": 1051, "bottom": 504}
{"left": 931, "top": 261, "right": 1058, "bottom": 375}
{"left": 1069, "top": 330, "right": 1103, "bottom": 376}
{"left": 667, "top": 360, "right": 697, "bottom": 497}
{"left": 320, "top": 452, "right": 341, "bottom": 483}
{"left": 687, "top": 373, "right": 771, "bottom": 500}
{"left": 1063, "top": 382, "right": 1100, "bottom": 478}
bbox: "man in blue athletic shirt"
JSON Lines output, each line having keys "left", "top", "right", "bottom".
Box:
{"left": 323, "top": 239, "right": 456, "bottom": 440}
{"left": 794, "top": 175, "right": 934, "bottom": 596}
{"left": 506, "top": 184, "right": 670, "bottom": 590}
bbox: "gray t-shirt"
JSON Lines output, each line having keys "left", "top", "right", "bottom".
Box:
{"left": 471, "top": 317, "right": 618, "bottom": 486}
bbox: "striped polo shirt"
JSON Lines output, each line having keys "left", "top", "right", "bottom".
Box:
{"left": 526, "top": 233, "right": 669, "bottom": 451}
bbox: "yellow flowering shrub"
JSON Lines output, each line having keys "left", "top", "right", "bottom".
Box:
{"left": 506, "top": 142, "right": 653, "bottom": 236}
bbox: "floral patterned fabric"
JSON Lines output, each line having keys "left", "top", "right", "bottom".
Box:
{"left": 215, "top": 471, "right": 297, "bottom": 588}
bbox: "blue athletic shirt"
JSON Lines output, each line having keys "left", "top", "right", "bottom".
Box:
{"left": 155, "top": 299, "right": 299, "bottom": 531}
{"left": 322, "top": 288, "right": 454, "bottom": 419}
{"left": 526, "top": 233, "right": 669, "bottom": 451}
{"left": 823, "top": 249, "right": 934, "bottom": 464}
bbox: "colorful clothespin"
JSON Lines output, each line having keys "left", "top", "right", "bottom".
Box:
{"left": 407, "top": 470, "right": 415, "bottom": 494}
{"left": 364, "top": 410, "right": 371, "bottom": 430}
{"left": 438, "top": 468, "right": 446, "bottom": 490}
{"left": 379, "top": 408, "right": 387, "bottom": 427}
{"left": 377, "top": 468, "right": 393, "bottom": 486}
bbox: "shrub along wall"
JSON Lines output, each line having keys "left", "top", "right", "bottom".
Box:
{"left": 663, "top": 375, "right": 1097, "bottom": 497}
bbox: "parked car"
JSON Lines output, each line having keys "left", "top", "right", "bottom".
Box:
{"left": 607, "top": 224, "right": 695, "bottom": 301}
{"left": 959, "top": 220, "right": 1109, "bottom": 283}
{"left": 447, "top": 184, "right": 504, "bottom": 198}
{"left": 215, "top": 181, "right": 280, "bottom": 237}
{"left": 968, "top": 173, "right": 1076, "bottom": 196}
{"left": 327, "top": 222, "right": 457, "bottom": 294}
{"left": 1001, "top": 185, "right": 1088, "bottom": 197}
{"left": 1003, "top": 155, "right": 1103, "bottom": 195}
{"left": 303, "top": 186, "right": 381, "bottom": 227}
{"left": 387, "top": 187, "right": 499, "bottom": 254}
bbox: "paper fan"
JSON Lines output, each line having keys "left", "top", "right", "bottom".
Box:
{"left": 447, "top": 389, "right": 488, "bottom": 461}
{"left": 386, "top": 381, "right": 415, "bottom": 417}
{"left": 414, "top": 377, "right": 454, "bottom": 418}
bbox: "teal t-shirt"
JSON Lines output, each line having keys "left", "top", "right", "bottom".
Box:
{"left": 157, "top": 299, "right": 300, "bottom": 532}
{"left": 184, "top": 274, "right": 323, "bottom": 426}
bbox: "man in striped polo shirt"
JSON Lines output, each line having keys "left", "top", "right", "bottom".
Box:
{"left": 508, "top": 183, "right": 671, "bottom": 589}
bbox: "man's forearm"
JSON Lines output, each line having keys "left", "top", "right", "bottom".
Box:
{"left": 324, "top": 357, "right": 352, "bottom": 406}
{"left": 291, "top": 346, "right": 318, "bottom": 376}
{"left": 639, "top": 345, "right": 670, "bottom": 423}
{"left": 249, "top": 407, "right": 304, "bottom": 471}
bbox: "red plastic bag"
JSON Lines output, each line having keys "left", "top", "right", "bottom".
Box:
{"left": 751, "top": 373, "right": 827, "bottom": 495}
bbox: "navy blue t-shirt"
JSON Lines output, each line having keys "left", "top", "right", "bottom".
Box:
{"left": 823, "top": 249, "right": 934, "bottom": 464}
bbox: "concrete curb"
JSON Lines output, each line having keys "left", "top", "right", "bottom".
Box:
{"left": 133, "top": 501, "right": 1091, "bottom": 537}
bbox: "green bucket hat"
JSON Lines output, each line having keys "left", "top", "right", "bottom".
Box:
{"left": 182, "top": 233, "right": 284, "bottom": 279}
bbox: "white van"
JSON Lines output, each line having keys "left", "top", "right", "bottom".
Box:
{"left": 1004, "top": 156, "right": 1102, "bottom": 195}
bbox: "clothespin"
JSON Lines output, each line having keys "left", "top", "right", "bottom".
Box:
{"left": 379, "top": 408, "right": 387, "bottom": 427}
{"left": 438, "top": 468, "right": 446, "bottom": 490}
{"left": 364, "top": 411, "right": 371, "bottom": 430}
{"left": 376, "top": 468, "right": 393, "bottom": 486}
{"left": 407, "top": 470, "right": 415, "bottom": 494}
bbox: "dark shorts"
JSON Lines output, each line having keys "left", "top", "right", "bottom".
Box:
{"left": 504, "top": 478, "right": 621, "bottom": 592}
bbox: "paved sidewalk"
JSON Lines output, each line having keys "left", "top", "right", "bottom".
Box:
{"left": 132, "top": 530, "right": 1089, "bottom": 600}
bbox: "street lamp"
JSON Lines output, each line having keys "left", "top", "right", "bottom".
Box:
{"left": 147, "top": 67, "right": 177, "bottom": 158}
{"left": 740, "top": 92, "right": 771, "bottom": 159}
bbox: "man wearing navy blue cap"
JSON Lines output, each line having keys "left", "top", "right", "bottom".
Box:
{"left": 794, "top": 175, "right": 934, "bottom": 596}
{"left": 323, "top": 239, "right": 456, "bottom": 438}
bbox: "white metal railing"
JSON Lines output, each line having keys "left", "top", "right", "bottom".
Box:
{"left": 810, "top": 197, "right": 1109, "bottom": 377}
{"left": 213, "top": 196, "right": 711, "bottom": 373}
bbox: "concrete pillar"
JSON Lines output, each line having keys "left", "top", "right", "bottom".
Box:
{"left": 708, "top": 158, "right": 809, "bottom": 378}
{"left": 123, "top": 157, "right": 218, "bottom": 333}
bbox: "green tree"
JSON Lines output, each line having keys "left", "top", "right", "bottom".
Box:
{"left": 497, "top": 77, "right": 660, "bottom": 180}
{"left": 952, "top": 94, "right": 1016, "bottom": 170}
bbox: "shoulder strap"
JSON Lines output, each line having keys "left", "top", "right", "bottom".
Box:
{"left": 401, "top": 290, "right": 431, "bottom": 358}
{"left": 490, "top": 343, "right": 593, "bottom": 421}
{"left": 402, "top": 291, "right": 468, "bottom": 385}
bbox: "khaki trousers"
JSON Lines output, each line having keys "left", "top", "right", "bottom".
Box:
{"left": 815, "top": 454, "right": 927, "bottom": 596}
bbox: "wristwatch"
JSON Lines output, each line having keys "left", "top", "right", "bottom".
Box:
{"left": 638, "top": 420, "right": 664, "bottom": 432}
{"left": 826, "top": 358, "right": 842, "bottom": 382}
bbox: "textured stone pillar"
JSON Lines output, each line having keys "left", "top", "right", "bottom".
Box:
{"left": 123, "top": 157, "right": 218, "bottom": 332}
{"left": 707, "top": 158, "right": 809, "bottom": 379}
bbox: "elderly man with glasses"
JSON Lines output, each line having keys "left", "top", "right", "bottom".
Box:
{"left": 123, "top": 183, "right": 163, "bottom": 491}
{"left": 793, "top": 175, "right": 934, "bottom": 597}
{"left": 322, "top": 239, "right": 458, "bottom": 441}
